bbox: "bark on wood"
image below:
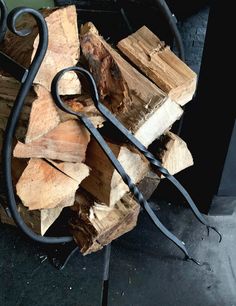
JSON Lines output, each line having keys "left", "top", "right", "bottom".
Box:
{"left": 14, "top": 120, "right": 90, "bottom": 163}
{"left": 16, "top": 158, "right": 89, "bottom": 210}
{"left": 0, "top": 76, "right": 34, "bottom": 141}
{"left": 80, "top": 25, "right": 131, "bottom": 114}
{"left": 118, "top": 26, "right": 197, "bottom": 106}
{"left": 156, "top": 131, "right": 193, "bottom": 177}
{"left": 58, "top": 95, "right": 105, "bottom": 128}
{"left": 81, "top": 138, "right": 150, "bottom": 207}
{"left": 137, "top": 171, "right": 160, "bottom": 199}
{"left": 0, "top": 6, "right": 81, "bottom": 95}
{"left": 80, "top": 22, "right": 183, "bottom": 147}
{"left": 70, "top": 189, "right": 140, "bottom": 255}
{"left": 0, "top": 203, "right": 63, "bottom": 236}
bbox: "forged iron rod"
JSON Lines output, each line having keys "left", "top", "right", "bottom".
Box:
{"left": 51, "top": 66, "right": 215, "bottom": 263}
{"left": 101, "top": 244, "right": 112, "bottom": 306}
{"left": 0, "top": 2, "right": 73, "bottom": 244}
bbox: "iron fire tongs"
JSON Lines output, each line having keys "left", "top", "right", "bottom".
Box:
{"left": 51, "top": 66, "right": 222, "bottom": 264}
{"left": 0, "top": 0, "right": 221, "bottom": 264}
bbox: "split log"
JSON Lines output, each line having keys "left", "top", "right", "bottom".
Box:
{"left": 16, "top": 158, "right": 89, "bottom": 210}
{"left": 81, "top": 138, "right": 150, "bottom": 207}
{"left": 80, "top": 22, "right": 183, "bottom": 147}
{"left": 0, "top": 203, "right": 63, "bottom": 236}
{"left": 118, "top": 26, "right": 197, "bottom": 106}
{"left": 0, "top": 75, "right": 104, "bottom": 146}
{"left": 24, "top": 85, "right": 61, "bottom": 143}
{"left": 70, "top": 189, "right": 140, "bottom": 255}
{"left": 155, "top": 132, "right": 193, "bottom": 176}
{"left": 14, "top": 120, "right": 90, "bottom": 163}
{"left": 0, "top": 6, "right": 81, "bottom": 95}
{"left": 70, "top": 170, "right": 160, "bottom": 255}
{"left": 0, "top": 158, "right": 63, "bottom": 235}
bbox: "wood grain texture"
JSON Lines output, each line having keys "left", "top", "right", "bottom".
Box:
{"left": 25, "top": 85, "right": 61, "bottom": 143}
{"left": 80, "top": 22, "right": 183, "bottom": 147}
{"left": 16, "top": 158, "right": 89, "bottom": 210}
{"left": 0, "top": 76, "right": 104, "bottom": 147}
{"left": 156, "top": 131, "right": 193, "bottom": 177}
{"left": 81, "top": 138, "right": 149, "bottom": 207}
{"left": 118, "top": 26, "right": 197, "bottom": 106}
{"left": 0, "top": 6, "right": 81, "bottom": 94}
{"left": 70, "top": 189, "right": 140, "bottom": 255}
{"left": 14, "top": 120, "right": 90, "bottom": 163}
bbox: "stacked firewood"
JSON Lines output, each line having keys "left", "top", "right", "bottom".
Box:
{"left": 0, "top": 6, "right": 196, "bottom": 254}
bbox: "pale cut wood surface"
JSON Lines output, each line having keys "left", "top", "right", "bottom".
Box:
{"left": 156, "top": 131, "right": 193, "bottom": 177}
{"left": 14, "top": 120, "right": 90, "bottom": 163}
{"left": 81, "top": 138, "right": 149, "bottom": 207}
{"left": 25, "top": 85, "right": 61, "bottom": 143}
{"left": 80, "top": 22, "right": 183, "bottom": 147}
{"left": 118, "top": 26, "right": 197, "bottom": 106}
{"left": 0, "top": 76, "right": 104, "bottom": 147}
{"left": 0, "top": 157, "right": 64, "bottom": 235}
{"left": 16, "top": 158, "right": 89, "bottom": 210}
{"left": 0, "top": 6, "right": 81, "bottom": 95}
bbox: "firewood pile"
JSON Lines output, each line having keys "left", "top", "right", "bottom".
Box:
{"left": 0, "top": 5, "right": 196, "bottom": 255}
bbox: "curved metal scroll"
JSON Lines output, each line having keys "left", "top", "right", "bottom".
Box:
{"left": 51, "top": 66, "right": 209, "bottom": 263}
{"left": 1, "top": 4, "right": 73, "bottom": 244}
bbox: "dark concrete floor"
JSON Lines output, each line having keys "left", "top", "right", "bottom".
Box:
{"left": 1, "top": 200, "right": 236, "bottom": 306}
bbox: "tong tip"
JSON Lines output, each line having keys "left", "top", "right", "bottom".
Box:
{"left": 185, "top": 255, "right": 202, "bottom": 266}
{"left": 207, "top": 226, "right": 222, "bottom": 243}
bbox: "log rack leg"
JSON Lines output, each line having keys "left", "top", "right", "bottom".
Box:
{"left": 101, "top": 244, "right": 112, "bottom": 306}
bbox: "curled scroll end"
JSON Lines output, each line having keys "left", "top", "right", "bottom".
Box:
{"left": 7, "top": 7, "right": 32, "bottom": 37}
{"left": 51, "top": 66, "right": 99, "bottom": 119}
{"left": 51, "top": 68, "right": 81, "bottom": 118}
{"left": 5, "top": 6, "right": 48, "bottom": 81}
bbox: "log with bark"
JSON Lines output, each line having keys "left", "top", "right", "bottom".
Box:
{"left": 155, "top": 132, "right": 194, "bottom": 177}
{"left": 70, "top": 133, "right": 193, "bottom": 254}
{"left": 70, "top": 189, "right": 140, "bottom": 254}
{"left": 80, "top": 22, "right": 183, "bottom": 147}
